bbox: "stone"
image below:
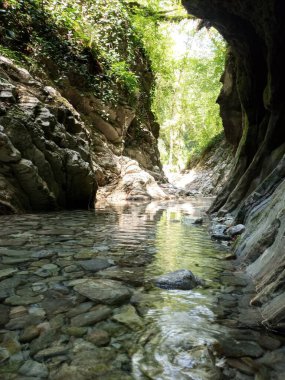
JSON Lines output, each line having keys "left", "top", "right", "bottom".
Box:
{"left": 0, "top": 276, "right": 23, "bottom": 299}
{"left": 4, "top": 294, "right": 44, "bottom": 306}
{"left": 0, "top": 268, "right": 18, "bottom": 280}
{"left": 34, "top": 345, "right": 71, "bottom": 360}
{"left": 73, "top": 279, "right": 132, "bottom": 305}
{"left": 86, "top": 330, "right": 110, "bottom": 346}
{"left": 35, "top": 263, "right": 59, "bottom": 277}
{"left": 41, "top": 290, "right": 75, "bottom": 317}
{"left": 78, "top": 258, "right": 112, "bottom": 272}
{"left": 96, "top": 266, "right": 145, "bottom": 286}
{"left": 62, "top": 327, "right": 87, "bottom": 337}
{"left": 0, "top": 304, "right": 10, "bottom": 327}
{"left": 70, "top": 305, "right": 112, "bottom": 327}
{"left": 19, "top": 325, "right": 40, "bottom": 343}
{"left": 211, "top": 233, "right": 232, "bottom": 241}
{"left": 29, "top": 328, "right": 58, "bottom": 355}
{"left": 112, "top": 305, "right": 143, "bottom": 330}
{"left": 226, "top": 224, "right": 245, "bottom": 236}
{"left": 66, "top": 302, "right": 94, "bottom": 318}
{"left": 155, "top": 269, "right": 199, "bottom": 290}
{"left": 5, "top": 314, "right": 43, "bottom": 331}
{"left": 19, "top": 360, "right": 48, "bottom": 378}
{"left": 213, "top": 338, "right": 264, "bottom": 358}
{"left": 257, "top": 335, "right": 281, "bottom": 350}
{"left": 0, "top": 346, "right": 10, "bottom": 364}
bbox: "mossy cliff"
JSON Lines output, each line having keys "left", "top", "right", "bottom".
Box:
{"left": 0, "top": 0, "right": 162, "bottom": 212}
{"left": 183, "top": 0, "right": 285, "bottom": 331}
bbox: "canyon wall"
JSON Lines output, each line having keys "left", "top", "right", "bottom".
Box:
{"left": 183, "top": 0, "right": 285, "bottom": 332}
{"left": 0, "top": 1, "right": 164, "bottom": 213}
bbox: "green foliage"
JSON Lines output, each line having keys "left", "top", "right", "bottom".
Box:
{"left": 129, "top": 1, "right": 226, "bottom": 170}
{"left": 109, "top": 61, "right": 139, "bottom": 94}
{"left": 0, "top": 0, "right": 143, "bottom": 102}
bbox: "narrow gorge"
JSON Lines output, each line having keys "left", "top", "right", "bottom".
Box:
{"left": 0, "top": 0, "right": 285, "bottom": 379}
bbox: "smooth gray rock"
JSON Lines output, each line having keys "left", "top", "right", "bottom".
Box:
{"left": 155, "top": 269, "right": 199, "bottom": 290}
{"left": 74, "top": 279, "right": 132, "bottom": 305}
{"left": 227, "top": 224, "right": 245, "bottom": 236}
{"left": 78, "top": 259, "right": 112, "bottom": 272}
{"left": 71, "top": 305, "right": 112, "bottom": 327}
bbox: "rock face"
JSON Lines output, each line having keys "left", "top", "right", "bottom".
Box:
{"left": 182, "top": 0, "right": 285, "bottom": 331}
{"left": 179, "top": 134, "right": 234, "bottom": 196}
{"left": 0, "top": 55, "right": 96, "bottom": 212}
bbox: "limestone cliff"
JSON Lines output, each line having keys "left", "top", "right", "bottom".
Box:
{"left": 183, "top": 0, "right": 285, "bottom": 331}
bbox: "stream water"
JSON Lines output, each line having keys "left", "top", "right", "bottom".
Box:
{"left": 0, "top": 199, "right": 282, "bottom": 379}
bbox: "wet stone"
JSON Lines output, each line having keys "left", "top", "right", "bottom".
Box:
{"left": 0, "top": 304, "right": 10, "bottom": 327}
{"left": 0, "top": 277, "right": 23, "bottom": 299}
{"left": 19, "top": 359, "right": 49, "bottom": 378}
{"left": 19, "top": 325, "right": 40, "bottom": 343}
{"left": 66, "top": 301, "right": 94, "bottom": 318}
{"left": 5, "top": 294, "right": 44, "bottom": 306}
{"left": 214, "top": 338, "right": 264, "bottom": 358}
{"left": 97, "top": 266, "right": 145, "bottom": 287}
{"left": 70, "top": 305, "right": 112, "bottom": 327}
{"left": 86, "top": 330, "right": 110, "bottom": 346}
{"left": 155, "top": 269, "right": 199, "bottom": 290}
{"left": 226, "top": 224, "right": 245, "bottom": 237}
{"left": 34, "top": 345, "right": 71, "bottom": 360}
{"left": 78, "top": 258, "right": 113, "bottom": 272}
{"left": 41, "top": 290, "right": 76, "bottom": 317}
{"left": 112, "top": 305, "right": 143, "bottom": 330}
{"left": 0, "top": 268, "right": 18, "bottom": 280}
{"left": 35, "top": 263, "right": 59, "bottom": 277}
{"left": 62, "top": 326, "right": 87, "bottom": 337}
{"left": 74, "top": 279, "right": 132, "bottom": 305}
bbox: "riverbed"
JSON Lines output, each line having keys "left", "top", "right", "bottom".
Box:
{"left": 0, "top": 199, "right": 283, "bottom": 379}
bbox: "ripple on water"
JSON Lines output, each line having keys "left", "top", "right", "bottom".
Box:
{"left": 0, "top": 199, "right": 236, "bottom": 379}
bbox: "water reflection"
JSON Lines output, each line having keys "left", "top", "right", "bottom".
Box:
{"left": 0, "top": 199, "right": 233, "bottom": 379}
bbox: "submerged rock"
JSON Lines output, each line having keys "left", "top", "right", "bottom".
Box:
{"left": 155, "top": 269, "right": 200, "bottom": 290}
{"left": 73, "top": 279, "right": 132, "bottom": 305}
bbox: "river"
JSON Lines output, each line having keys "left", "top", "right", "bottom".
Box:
{"left": 0, "top": 199, "right": 282, "bottom": 379}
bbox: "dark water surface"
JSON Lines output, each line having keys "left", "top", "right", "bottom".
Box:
{"left": 0, "top": 199, "right": 263, "bottom": 379}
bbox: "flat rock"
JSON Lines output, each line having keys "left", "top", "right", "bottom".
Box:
{"left": 96, "top": 266, "right": 145, "bottom": 286}
{"left": 71, "top": 305, "right": 112, "bottom": 327}
{"left": 74, "top": 279, "right": 132, "bottom": 305}
{"left": 34, "top": 345, "right": 71, "bottom": 360}
{"left": 112, "top": 305, "right": 143, "bottom": 330}
{"left": 5, "top": 294, "right": 44, "bottom": 306}
{"left": 214, "top": 338, "right": 264, "bottom": 358}
{"left": 155, "top": 269, "right": 199, "bottom": 290}
{"left": 0, "top": 268, "right": 18, "bottom": 280}
{"left": 78, "top": 258, "right": 112, "bottom": 272}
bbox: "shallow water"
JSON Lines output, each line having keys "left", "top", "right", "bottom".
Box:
{"left": 0, "top": 199, "right": 277, "bottom": 379}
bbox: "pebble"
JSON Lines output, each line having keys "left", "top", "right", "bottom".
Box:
{"left": 86, "top": 330, "right": 110, "bottom": 346}
{"left": 19, "top": 325, "right": 40, "bottom": 342}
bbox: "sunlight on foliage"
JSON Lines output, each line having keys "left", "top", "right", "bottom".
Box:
{"left": 130, "top": 1, "right": 226, "bottom": 171}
